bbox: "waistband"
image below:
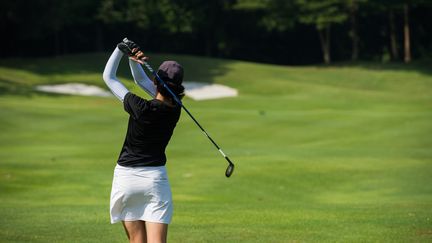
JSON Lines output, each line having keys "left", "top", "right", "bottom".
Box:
{"left": 114, "top": 164, "right": 168, "bottom": 179}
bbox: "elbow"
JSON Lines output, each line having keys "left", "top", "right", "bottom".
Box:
{"left": 102, "top": 69, "right": 113, "bottom": 84}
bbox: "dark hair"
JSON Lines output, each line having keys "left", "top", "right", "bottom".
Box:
{"left": 155, "top": 78, "right": 185, "bottom": 100}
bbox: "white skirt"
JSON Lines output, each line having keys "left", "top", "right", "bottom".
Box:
{"left": 110, "top": 164, "right": 173, "bottom": 224}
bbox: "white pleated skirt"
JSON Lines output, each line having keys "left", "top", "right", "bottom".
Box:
{"left": 110, "top": 164, "right": 173, "bottom": 224}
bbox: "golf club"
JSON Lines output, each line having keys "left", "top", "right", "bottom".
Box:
{"left": 123, "top": 38, "right": 235, "bottom": 177}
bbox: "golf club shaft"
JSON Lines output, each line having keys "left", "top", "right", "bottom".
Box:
{"left": 141, "top": 61, "right": 234, "bottom": 166}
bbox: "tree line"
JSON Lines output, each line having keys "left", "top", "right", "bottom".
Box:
{"left": 1, "top": 0, "right": 431, "bottom": 65}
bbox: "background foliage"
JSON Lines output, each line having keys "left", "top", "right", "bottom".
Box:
{"left": 1, "top": 0, "right": 432, "bottom": 64}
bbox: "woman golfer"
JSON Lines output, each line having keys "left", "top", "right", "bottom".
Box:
{"left": 103, "top": 38, "right": 184, "bottom": 243}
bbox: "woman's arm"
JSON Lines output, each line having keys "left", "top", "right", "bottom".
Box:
{"left": 102, "top": 47, "right": 130, "bottom": 102}
{"left": 128, "top": 59, "right": 156, "bottom": 98}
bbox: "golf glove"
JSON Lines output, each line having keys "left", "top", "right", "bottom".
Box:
{"left": 117, "top": 38, "right": 140, "bottom": 56}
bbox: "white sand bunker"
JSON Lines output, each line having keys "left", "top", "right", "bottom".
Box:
{"left": 36, "top": 83, "right": 112, "bottom": 97}
{"left": 35, "top": 82, "right": 238, "bottom": 100}
{"left": 183, "top": 82, "right": 238, "bottom": 100}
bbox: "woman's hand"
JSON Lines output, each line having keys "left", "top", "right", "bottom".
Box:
{"left": 130, "top": 48, "right": 149, "bottom": 64}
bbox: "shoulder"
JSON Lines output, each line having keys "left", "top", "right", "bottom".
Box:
{"left": 123, "top": 92, "right": 150, "bottom": 119}
{"left": 125, "top": 92, "right": 147, "bottom": 103}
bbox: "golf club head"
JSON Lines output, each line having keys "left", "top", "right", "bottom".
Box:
{"left": 225, "top": 162, "right": 234, "bottom": 177}
{"left": 224, "top": 156, "right": 235, "bottom": 177}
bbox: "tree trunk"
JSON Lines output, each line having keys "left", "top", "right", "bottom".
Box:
{"left": 350, "top": 0, "right": 359, "bottom": 61}
{"left": 403, "top": 3, "right": 411, "bottom": 63}
{"left": 318, "top": 26, "right": 331, "bottom": 64}
{"left": 205, "top": 34, "right": 213, "bottom": 57}
{"left": 54, "top": 29, "right": 60, "bottom": 56}
{"left": 95, "top": 23, "right": 104, "bottom": 52}
{"left": 389, "top": 8, "right": 399, "bottom": 60}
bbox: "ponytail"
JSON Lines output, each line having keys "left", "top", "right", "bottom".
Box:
{"left": 156, "top": 79, "right": 185, "bottom": 100}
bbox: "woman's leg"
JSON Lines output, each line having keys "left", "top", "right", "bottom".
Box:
{"left": 145, "top": 222, "right": 168, "bottom": 243}
{"left": 122, "top": 221, "right": 147, "bottom": 243}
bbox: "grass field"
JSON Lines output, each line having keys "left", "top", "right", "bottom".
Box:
{"left": 0, "top": 53, "right": 431, "bottom": 242}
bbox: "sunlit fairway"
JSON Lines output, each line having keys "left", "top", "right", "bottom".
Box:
{"left": 0, "top": 53, "right": 431, "bottom": 242}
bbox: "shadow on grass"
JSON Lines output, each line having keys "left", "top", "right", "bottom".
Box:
{"left": 329, "top": 59, "right": 432, "bottom": 76}
{"left": 0, "top": 78, "right": 76, "bottom": 98}
{"left": 0, "top": 52, "right": 234, "bottom": 96}
{"left": 1, "top": 53, "right": 431, "bottom": 97}
{"left": 0, "top": 78, "right": 35, "bottom": 97}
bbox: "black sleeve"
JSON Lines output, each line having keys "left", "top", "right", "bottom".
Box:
{"left": 123, "top": 92, "right": 149, "bottom": 120}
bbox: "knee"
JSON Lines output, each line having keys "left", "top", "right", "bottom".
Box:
{"left": 129, "top": 234, "right": 146, "bottom": 243}
{"left": 122, "top": 221, "right": 147, "bottom": 243}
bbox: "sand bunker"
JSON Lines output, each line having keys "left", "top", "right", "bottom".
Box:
{"left": 35, "top": 83, "right": 112, "bottom": 97}
{"left": 35, "top": 82, "right": 238, "bottom": 100}
{"left": 183, "top": 82, "right": 238, "bottom": 100}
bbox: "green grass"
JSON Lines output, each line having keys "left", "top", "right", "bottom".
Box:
{"left": 0, "top": 53, "right": 431, "bottom": 242}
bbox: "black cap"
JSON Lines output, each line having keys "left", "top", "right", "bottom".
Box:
{"left": 157, "top": 61, "right": 184, "bottom": 85}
